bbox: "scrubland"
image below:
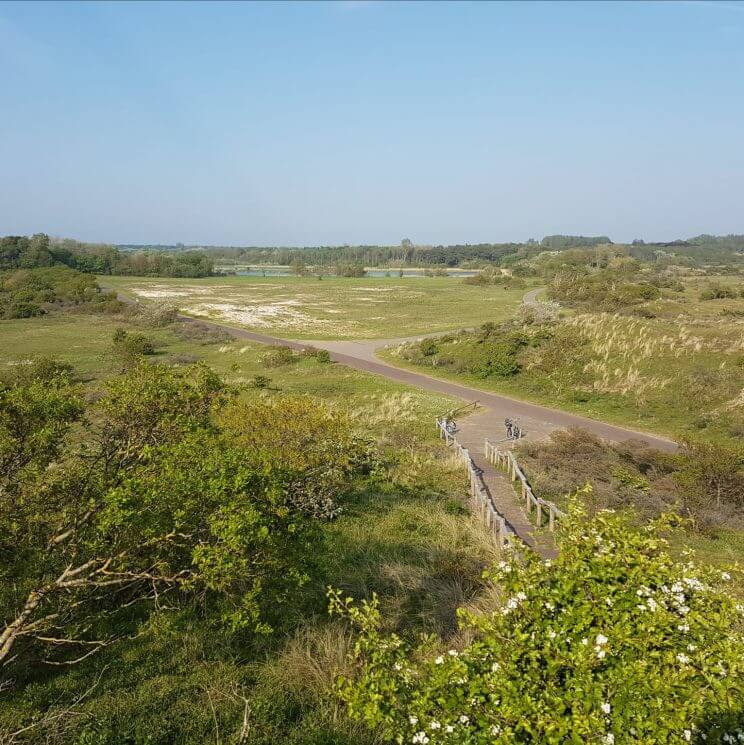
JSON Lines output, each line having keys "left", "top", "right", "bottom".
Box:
{"left": 0, "top": 305, "right": 501, "bottom": 744}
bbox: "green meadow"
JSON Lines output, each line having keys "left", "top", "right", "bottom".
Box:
{"left": 100, "top": 274, "right": 535, "bottom": 340}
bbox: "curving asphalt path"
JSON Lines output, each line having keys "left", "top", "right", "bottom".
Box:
{"left": 112, "top": 285, "right": 678, "bottom": 452}
{"left": 179, "top": 322, "right": 677, "bottom": 454}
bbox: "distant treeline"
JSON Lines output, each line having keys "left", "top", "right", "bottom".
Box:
{"left": 1, "top": 235, "right": 214, "bottom": 277}
{"left": 121, "top": 234, "right": 744, "bottom": 270}
{"left": 3, "top": 233, "right": 742, "bottom": 281}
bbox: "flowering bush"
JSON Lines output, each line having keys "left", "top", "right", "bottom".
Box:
{"left": 330, "top": 499, "right": 744, "bottom": 743}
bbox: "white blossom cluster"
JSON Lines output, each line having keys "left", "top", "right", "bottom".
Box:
{"left": 500, "top": 591, "right": 527, "bottom": 615}
{"left": 408, "top": 713, "right": 473, "bottom": 743}
{"left": 634, "top": 576, "right": 710, "bottom": 617}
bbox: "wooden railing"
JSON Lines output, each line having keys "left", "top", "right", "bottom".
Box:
{"left": 437, "top": 418, "right": 511, "bottom": 548}
{"left": 484, "top": 440, "right": 565, "bottom": 532}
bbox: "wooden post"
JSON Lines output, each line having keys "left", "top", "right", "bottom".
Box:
{"left": 549, "top": 506, "right": 555, "bottom": 532}
{"left": 536, "top": 500, "right": 542, "bottom": 527}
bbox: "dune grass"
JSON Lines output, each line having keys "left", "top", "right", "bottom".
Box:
{"left": 383, "top": 300, "right": 744, "bottom": 445}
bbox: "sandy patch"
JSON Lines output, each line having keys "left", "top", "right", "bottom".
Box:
{"left": 133, "top": 289, "right": 195, "bottom": 298}
{"left": 187, "top": 302, "right": 356, "bottom": 333}
{"left": 349, "top": 286, "right": 404, "bottom": 292}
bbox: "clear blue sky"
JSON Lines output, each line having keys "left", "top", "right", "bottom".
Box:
{"left": 1, "top": 1, "right": 743, "bottom": 246}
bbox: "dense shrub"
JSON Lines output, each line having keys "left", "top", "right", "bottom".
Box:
{"left": 332, "top": 503, "right": 744, "bottom": 743}
{"left": 420, "top": 339, "right": 439, "bottom": 357}
{"left": 261, "top": 345, "right": 298, "bottom": 367}
{"left": 515, "top": 429, "right": 678, "bottom": 519}
{"left": 173, "top": 319, "right": 233, "bottom": 344}
{"left": 463, "top": 338, "right": 523, "bottom": 378}
{"left": 250, "top": 374, "right": 272, "bottom": 388}
{"left": 401, "top": 326, "right": 528, "bottom": 380}
{"left": 675, "top": 439, "right": 744, "bottom": 522}
{"left": 112, "top": 327, "right": 157, "bottom": 363}
{"left": 463, "top": 270, "right": 525, "bottom": 289}
{"left": 0, "top": 266, "right": 118, "bottom": 318}
{"left": 220, "top": 395, "right": 379, "bottom": 519}
{"left": 549, "top": 269, "right": 662, "bottom": 311}
{"left": 301, "top": 345, "right": 332, "bottom": 363}
{"left": 700, "top": 283, "right": 740, "bottom": 300}
{"left": 1, "top": 361, "right": 375, "bottom": 681}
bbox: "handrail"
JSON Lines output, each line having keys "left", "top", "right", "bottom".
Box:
{"left": 442, "top": 400, "right": 478, "bottom": 420}
{"left": 484, "top": 439, "right": 565, "bottom": 532}
{"left": 436, "top": 417, "right": 512, "bottom": 548}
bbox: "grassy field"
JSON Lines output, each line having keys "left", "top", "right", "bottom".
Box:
{"left": 100, "top": 275, "right": 534, "bottom": 340}
{"left": 0, "top": 311, "right": 463, "bottom": 442}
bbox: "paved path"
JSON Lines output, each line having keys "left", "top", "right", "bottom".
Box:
{"left": 159, "top": 295, "right": 676, "bottom": 453}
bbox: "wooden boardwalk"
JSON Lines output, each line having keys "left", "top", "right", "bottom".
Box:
{"left": 453, "top": 412, "right": 558, "bottom": 559}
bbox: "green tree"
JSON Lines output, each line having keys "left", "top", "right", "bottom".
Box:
{"left": 0, "top": 362, "right": 324, "bottom": 674}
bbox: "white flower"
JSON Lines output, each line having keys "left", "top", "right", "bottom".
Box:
{"left": 448, "top": 650, "right": 459, "bottom": 657}
{"left": 412, "top": 732, "right": 429, "bottom": 744}
{"left": 445, "top": 725, "right": 454, "bottom": 733}
{"left": 491, "top": 662, "right": 500, "bottom": 672}
{"left": 678, "top": 624, "right": 690, "bottom": 632}
{"left": 601, "top": 702, "right": 611, "bottom": 714}
{"left": 459, "top": 715, "right": 469, "bottom": 725}
{"left": 683, "top": 731, "right": 692, "bottom": 742}
{"left": 429, "top": 721, "right": 441, "bottom": 730}
{"left": 596, "top": 649, "right": 607, "bottom": 659}
{"left": 490, "top": 725, "right": 502, "bottom": 735}
{"left": 676, "top": 653, "right": 690, "bottom": 665}
{"left": 722, "top": 572, "right": 731, "bottom": 581}
{"left": 595, "top": 634, "right": 608, "bottom": 646}
{"left": 581, "top": 638, "right": 589, "bottom": 646}
{"left": 434, "top": 656, "right": 444, "bottom": 665}
{"left": 603, "top": 735, "right": 615, "bottom": 744}
{"left": 548, "top": 630, "right": 557, "bottom": 639}
{"left": 544, "top": 601, "right": 555, "bottom": 611}
{"left": 394, "top": 663, "right": 403, "bottom": 671}
{"left": 687, "top": 644, "right": 697, "bottom": 652}
{"left": 604, "top": 598, "right": 614, "bottom": 607}
{"left": 409, "top": 716, "right": 418, "bottom": 725}
{"left": 637, "top": 604, "right": 648, "bottom": 612}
